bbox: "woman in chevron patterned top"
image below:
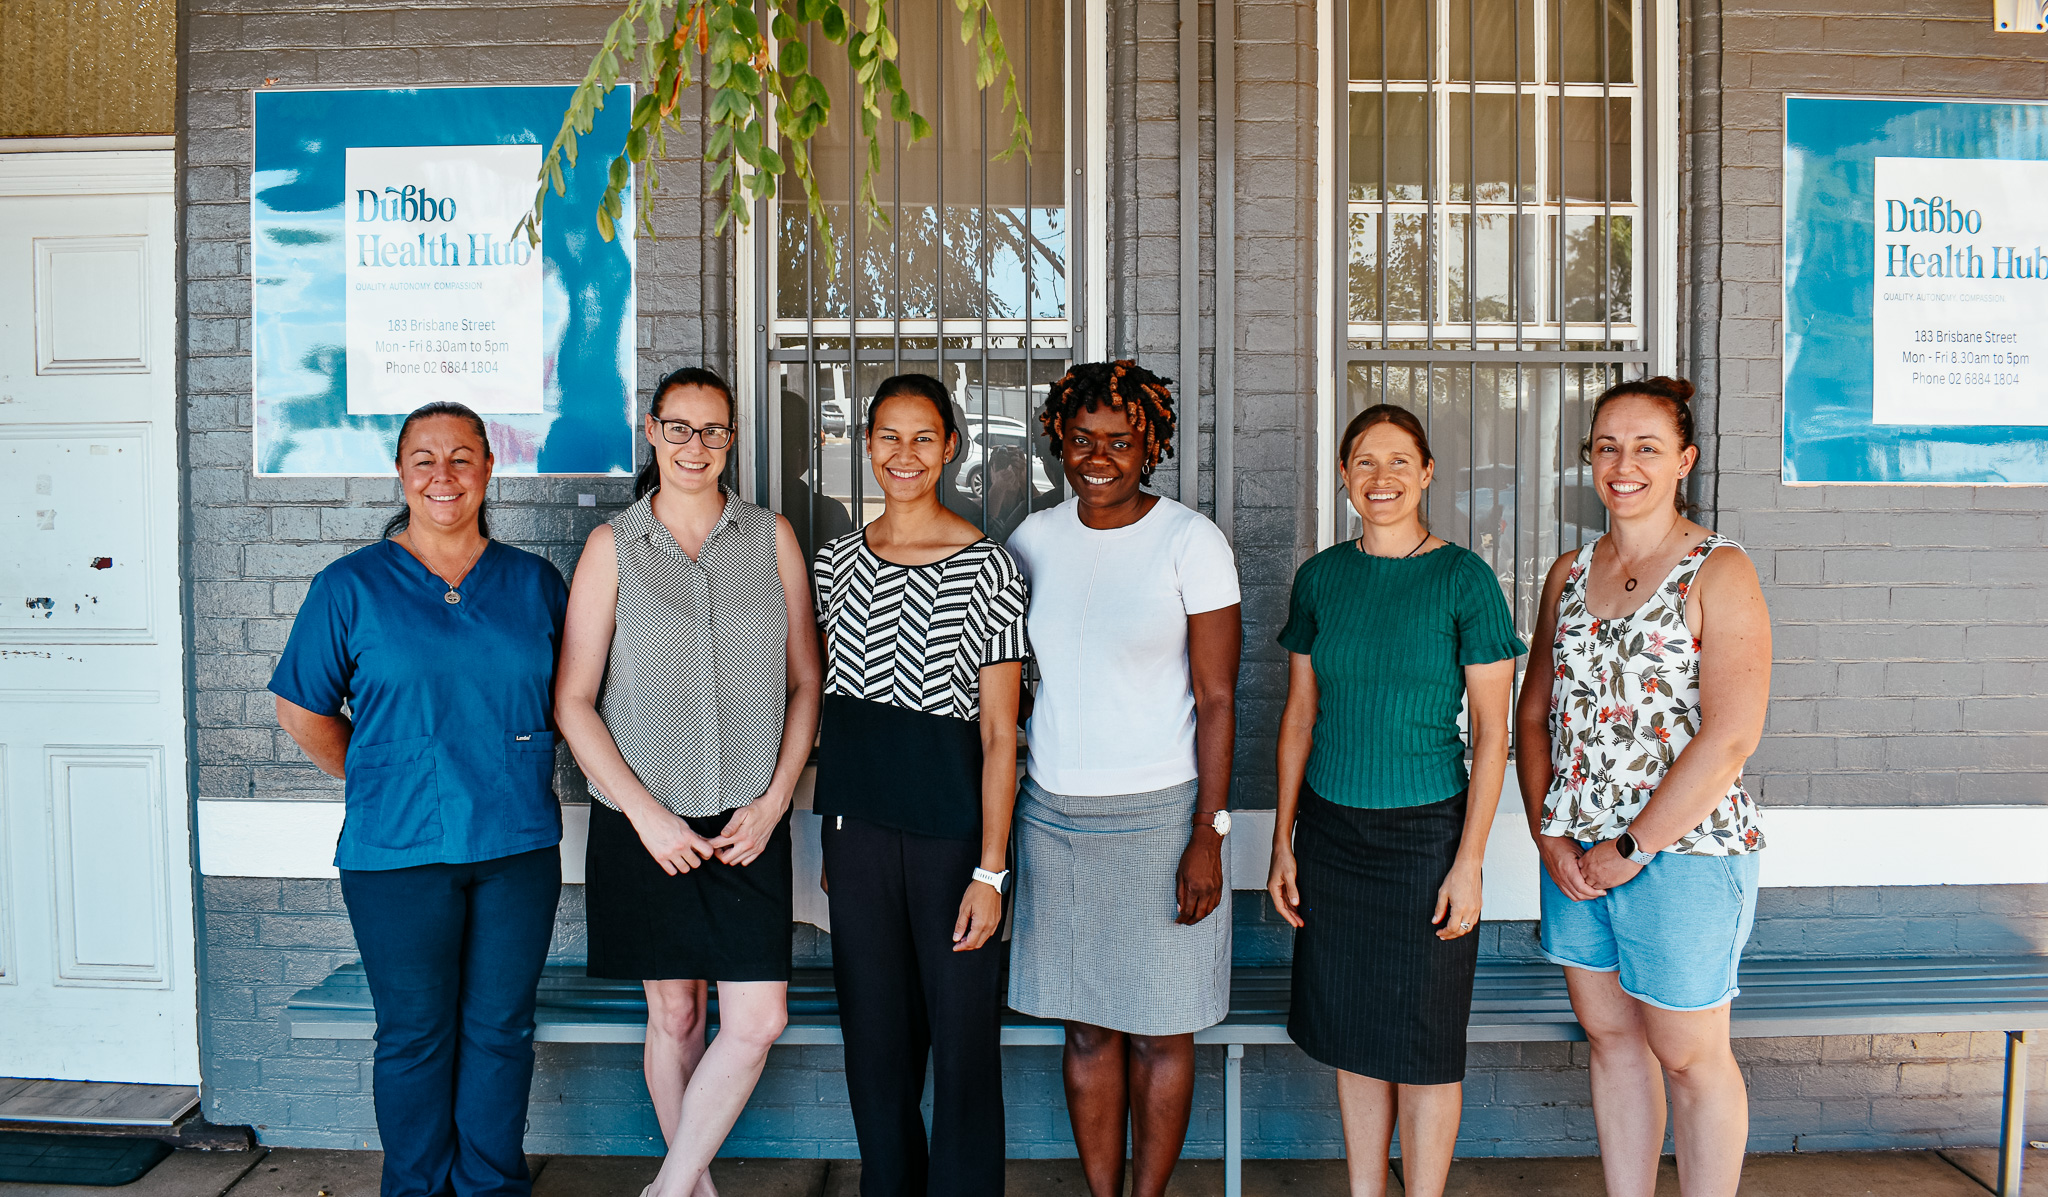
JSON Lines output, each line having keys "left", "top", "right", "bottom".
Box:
{"left": 555, "top": 366, "right": 823, "bottom": 1197}
{"left": 812, "top": 372, "right": 1030, "bottom": 1197}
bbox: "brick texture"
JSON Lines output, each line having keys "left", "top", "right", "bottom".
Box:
{"left": 1686, "top": 0, "right": 2048, "bottom": 807}
{"left": 1108, "top": 0, "right": 1319, "bottom": 807}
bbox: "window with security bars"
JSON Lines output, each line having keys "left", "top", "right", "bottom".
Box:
{"left": 767, "top": 0, "right": 1071, "bottom": 558}
{"left": 1337, "top": 0, "right": 1658, "bottom": 632}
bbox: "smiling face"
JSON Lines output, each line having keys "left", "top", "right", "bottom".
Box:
{"left": 1340, "top": 420, "right": 1434, "bottom": 530}
{"left": 866, "top": 392, "right": 957, "bottom": 503}
{"left": 399, "top": 414, "right": 493, "bottom": 535}
{"left": 1587, "top": 391, "right": 1697, "bottom": 518}
{"left": 1059, "top": 403, "right": 1148, "bottom": 511}
{"left": 645, "top": 382, "right": 733, "bottom": 498}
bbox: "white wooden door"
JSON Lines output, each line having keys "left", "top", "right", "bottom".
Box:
{"left": 0, "top": 147, "right": 197, "bottom": 1084}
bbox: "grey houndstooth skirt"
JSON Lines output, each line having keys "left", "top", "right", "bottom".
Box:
{"left": 1006, "top": 776, "right": 1232, "bottom": 1035}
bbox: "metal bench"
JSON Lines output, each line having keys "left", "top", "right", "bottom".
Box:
{"left": 288, "top": 955, "right": 2048, "bottom": 1197}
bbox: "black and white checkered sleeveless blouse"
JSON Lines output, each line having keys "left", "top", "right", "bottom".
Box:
{"left": 596, "top": 491, "right": 786, "bottom": 818}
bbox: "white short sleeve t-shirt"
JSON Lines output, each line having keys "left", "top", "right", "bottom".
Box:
{"left": 1006, "top": 495, "right": 1241, "bottom": 796}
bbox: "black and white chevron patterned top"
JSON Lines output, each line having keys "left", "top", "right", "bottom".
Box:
{"left": 811, "top": 530, "right": 1031, "bottom": 839}
{"left": 812, "top": 531, "right": 1030, "bottom": 722}
{"left": 596, "top": 492, "right": 786, "bottom": 818}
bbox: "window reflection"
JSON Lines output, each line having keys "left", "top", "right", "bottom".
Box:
{"left": 769, "top": 0, "right": 1069, "bottom": 538}
{"left": 1344, "top": 0, "right": 1641, "bottom": 340}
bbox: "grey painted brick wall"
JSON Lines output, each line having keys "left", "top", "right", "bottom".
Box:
{"left": 182, "top": 0, "right": 2047, "bottom": 1162}
{"left": 1685, "top": 0, "right": 2048, "bottom": 806}
{"left": 1106, "top": 0, "right": 1319, "bottom": 806}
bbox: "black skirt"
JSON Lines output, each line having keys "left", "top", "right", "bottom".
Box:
{"left": 1288, "top": 787, "right": 1478, "bottom": 1086}
{"left": 584, "top": 800, "right": 793, "bottom": 982}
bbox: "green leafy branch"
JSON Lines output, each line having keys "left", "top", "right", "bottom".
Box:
{"left": 516, "top": 0, "right": 1032, "bottom": 276}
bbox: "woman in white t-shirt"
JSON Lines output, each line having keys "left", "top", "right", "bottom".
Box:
{"left": 1006, "top": 360, "right": 1243, "bottom": 1197}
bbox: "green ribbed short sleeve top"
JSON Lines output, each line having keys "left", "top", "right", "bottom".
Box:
{"left": 1278, "top": 541, "right": 1527, "bottom": 809}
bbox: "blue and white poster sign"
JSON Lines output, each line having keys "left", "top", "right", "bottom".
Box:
{"left": 253, "top": 87, "right": 635, "bottom": 475}
{"left": 1783, "top": 96, "right": 2048, "bottom": 484}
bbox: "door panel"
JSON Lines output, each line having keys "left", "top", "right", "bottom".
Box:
{"left": 36, "top": 235, "right": 153, "bottom": 374}
{"left": 2, "top": 427, "right": 155, "bottom": 639}
{"left": 0, "top": 148, "right": 196, "bottom": 1084}
{"left": 50, "top": 748, "right": 171, "bottom": 986}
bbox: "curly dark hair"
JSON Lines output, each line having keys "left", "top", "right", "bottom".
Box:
{"left": 1037, "top": 360, "right": 1179, "bottom": 483}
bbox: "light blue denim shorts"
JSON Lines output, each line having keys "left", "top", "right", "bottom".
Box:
{"left": 1538, "top": 844, "right": 1760, "bottom": 1012}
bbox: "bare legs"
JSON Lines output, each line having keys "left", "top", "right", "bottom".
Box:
{"left": 1062, "top": 1024, "right": 1196, "bottom": 1197}
{"left": 643, "top": 981, "right": 716, "bottom": 1197}
{"left": 1566, "top": 967, "right": 1747, "bottom": 1197}
{"left": 1334, "top": 1071, "right": 1461, "bottom": 1197}
{"left": 643, "top": 980, "right": 790, "bottom": 1197}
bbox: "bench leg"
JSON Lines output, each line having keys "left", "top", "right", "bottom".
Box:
{"left": 2000, "top": 1030, "right": 2032, "bottom": 1197}
{"left": 1226, "top": 1043, "right": 1245, "bottom": 1197}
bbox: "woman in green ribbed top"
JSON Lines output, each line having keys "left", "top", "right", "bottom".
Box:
{"left": 1265, "top": 404, "right": 1524, "bottom": 1197}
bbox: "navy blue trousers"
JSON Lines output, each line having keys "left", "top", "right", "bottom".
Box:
{"left": 340, "top": 848, "right": 560, "bottom": 1197}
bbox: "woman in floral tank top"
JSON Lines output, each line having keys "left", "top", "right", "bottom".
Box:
{"left": 1514, "top": 377, "right": 1773, "bottom": 1197}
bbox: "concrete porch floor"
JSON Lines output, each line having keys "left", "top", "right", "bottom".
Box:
{"left": 0, "top": 1145, "right": 2039, "bottom": 1197}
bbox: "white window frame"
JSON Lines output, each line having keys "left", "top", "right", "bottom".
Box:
{"left": 1313, "top": 0, "right": 1678, "bottom": 548}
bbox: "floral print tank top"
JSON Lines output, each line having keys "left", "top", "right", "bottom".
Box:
{"left": 1539, "top": 533, "right": 1764, "bottom": 856}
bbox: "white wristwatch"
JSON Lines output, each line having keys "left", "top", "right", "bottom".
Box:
{"left": 971, "top": 866, "right": 1011, "bottom": 894}
{"left": 1197, "top": 809, "right": 1233, "bottom": 837}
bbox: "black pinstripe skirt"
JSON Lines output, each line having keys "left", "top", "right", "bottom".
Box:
{"left": 1288, "top": 786, "right": 1477, "bottom": 1086}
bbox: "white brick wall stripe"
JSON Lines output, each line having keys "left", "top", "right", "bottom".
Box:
{"left": 198, "top": 771, "right": 2048, "bottom": 927}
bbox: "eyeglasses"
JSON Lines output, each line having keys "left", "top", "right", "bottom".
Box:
{"left": 654, "top": 420, "right": 734, "bottom": 448}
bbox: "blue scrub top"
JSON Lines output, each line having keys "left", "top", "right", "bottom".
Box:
{"left": 269, "top": 538, "right": 570, "bottom": 871}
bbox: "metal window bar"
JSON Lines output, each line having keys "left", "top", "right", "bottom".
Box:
{"left": 766, "top": 0, "right": 1071, "bottom": 537}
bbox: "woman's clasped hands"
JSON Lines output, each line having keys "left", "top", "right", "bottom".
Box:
{"left": 629, "top": 794, "right": 787, "bottom": 875}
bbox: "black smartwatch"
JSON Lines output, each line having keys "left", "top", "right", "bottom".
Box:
{"left": 1614, "top": 831, "right": 1657, "bottom": 865}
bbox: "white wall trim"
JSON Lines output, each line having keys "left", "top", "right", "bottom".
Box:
{"left": 199, "top": 784, "right": 2048, "bottom": 929}
{"left": 1312, "top": 0, "right": 1337, "bottom": 550}
{"left": 0, "top": 136, "right": 175, "bottom": 154}
{"left": 1653, "top": 0, "right": 1680, "bottom": 377}
{"left": 0, "top": 150, "right": 174, "bottom": 197}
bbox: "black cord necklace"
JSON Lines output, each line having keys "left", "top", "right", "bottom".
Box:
{"left": 1618, "top": 523, "right": 1682, "bottom": 593}
{"left": 1356, "top": 531, "right": 1432, "bottom": 558}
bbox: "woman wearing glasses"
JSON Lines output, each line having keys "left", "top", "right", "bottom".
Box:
{"left": 557, "top": 367, "right": 823, "bottom": 1197}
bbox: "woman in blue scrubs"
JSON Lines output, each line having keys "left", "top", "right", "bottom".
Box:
{"left": 271, "top": 401, "right": 568, "bottom": 1197}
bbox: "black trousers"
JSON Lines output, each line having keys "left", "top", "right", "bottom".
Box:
{"left": 822, "top": 816, "right": 1005, "bottom": 1197}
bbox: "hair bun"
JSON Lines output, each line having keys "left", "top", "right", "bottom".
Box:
{"left": 1641, "top": 375, "right": 1695, "bottom": 405}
